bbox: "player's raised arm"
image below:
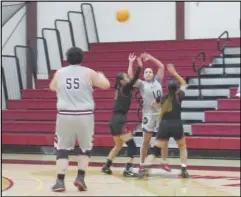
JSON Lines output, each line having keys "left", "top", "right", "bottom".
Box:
{"left": 167, "top": 64, "right": 187, "bottom": 91}
{"left": 127, "top": 53, "right": 142, "bottom": 87}
{"left": 141, "top": 52, "right": 165, "bottom": 83}
{"left": 89, "top": 69, "right": 111, "bottom": 90}
{"left": 49, "top": 70, "right": 59, "bottom": 92}
{"left": 127, "top": 53, "right": 136, "bottom": 78}
{"left": 122, "top": 57, "right": 143, "bottom": 95}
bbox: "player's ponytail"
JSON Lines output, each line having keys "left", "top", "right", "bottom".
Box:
{"left": 160, "top": 79, "right": 179, "bottom": 118}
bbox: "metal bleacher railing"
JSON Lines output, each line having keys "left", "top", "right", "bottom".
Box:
{"left": 217, "top": 31, "right": 230, "bottom": 75}
{"left": 192, "top": 30, "right": 231, "bottom": 99}
{"left": 2, "top": 3, "right": 99, "bottom": 109}
{"left": 1, "top": 55, "right": 23, "bottom": 109}
{"left": 192, "top": 51, "right": 206, "bottom": 99}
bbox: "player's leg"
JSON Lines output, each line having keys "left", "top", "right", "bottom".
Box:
{"left": 74, "top": 114, "right": 95, "bottom": 191}
{"left": 139, "top": 131, "right": 152, "bottom": 172}
{"left": 176, "top": 137, "right": 188, "bottom": 177}
{"left": 173, "top": 122, "right": 188, "bottom": 178}
{"left": 139, "top": 115, "right": 154, "bottom": 171}
{"left": 102, "top": 135, "right": 124, "bottom": 175}
{"left": 102, "top": 114, "right": 125, "bottom": 174}
{"left": 145, "top": 120, "right": 170, "bottom": 165}
{"left": 161, "top": 143, "right": 168, "bottom": 162}
{"left": 159, "top": 141, "right": 171, "bottom": 171}
{"left": 145, "top": 140, "right": 168, "bottom": 164}
{"left": 154, "top": 116, "right": 171, "bottom": 172}
{"left": 108, "top": 136, "right": 124, "bottom": 161}
{"left": 138, "top": 139, "right": 168, "bottom": 178}
{"left": 140, "top": 131, "right": 153, "bottom": 163}
{"left": 139, "top": 120, "right": 170, "bottom": 177}
{"left": 120, "top": 132, "right": 137, "bottom": 177}
{"left": 52, "top": 114, "right": 75, "bottom": 192}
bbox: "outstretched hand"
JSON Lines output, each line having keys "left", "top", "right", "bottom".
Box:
{"left": 129, "top": 53, "right": 136, "bottom": 62}
{"left": 167, "top": 63, "right": 176, "bottom": 74}
{"left": 140, "top": 52, "right": 153, "bottom": 62}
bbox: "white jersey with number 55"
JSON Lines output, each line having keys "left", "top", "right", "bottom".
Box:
{"left": 56, "top": 65, "right": 95, "bottom": 111}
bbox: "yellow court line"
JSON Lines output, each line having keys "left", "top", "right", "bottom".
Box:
{"left": 23, "top": 176, "right": 44, "bottom": 196}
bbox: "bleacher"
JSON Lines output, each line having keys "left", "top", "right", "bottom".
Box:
{"left": 2, "top": 38, "right": 241, "bottom": 158}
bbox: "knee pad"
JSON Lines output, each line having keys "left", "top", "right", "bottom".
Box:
{"left": 56, "top": 149, "right": 69, "bottom": 160}
{"left": 126, "top": 139, "right": 136, "bottom": 158}
{"left": 76, "top": 147, "right": 91, "bottom": 157}
{"left": 151, "top": 146, "right": 161, "bottom": 157}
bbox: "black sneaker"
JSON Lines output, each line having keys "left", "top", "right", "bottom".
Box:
{"left": 123, "top": 168, "right": 136, "bottom": 177}
{"left": 181, "top": 167, "right": 189, "bottom": 178}
{"left": 52, "top": 179, "right": 65, "bottom": 192}
{"left": 101, "top": 165, "right": 112, "bottom": 175}
{"left": 74, "top": 176, "right": 87, "bottom": 191}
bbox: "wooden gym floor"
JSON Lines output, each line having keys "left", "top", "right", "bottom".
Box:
{"left": 2, "top": 154, "right": 240, "bottom": 196}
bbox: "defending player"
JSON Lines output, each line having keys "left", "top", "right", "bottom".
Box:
{"left": 140, "top": 64, "right": 189, "bottom": 178}
{"left": 128, "top": 52, "right": 170, "bottom": 172}
{"left": 49, "top": 47, "right": 110, "bottom": 192}
{"left": 101, "top": 54, "right": 142, "bottom": 177}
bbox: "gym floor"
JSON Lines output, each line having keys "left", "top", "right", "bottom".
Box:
{"left": 2, "top": 154, "right": 240, "bottom": 196}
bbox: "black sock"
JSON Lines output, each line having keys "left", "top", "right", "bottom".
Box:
{"left": 181, "top": 167, "right": 187, "bottom": 171}
{"left": 106, "top": 159, "right": 112, "bottom": 168}
{"left": 125, "top": 163, "right": 132, "bottom": 170}
{"left": 57, "top": 174, "right": 65, "bottom": 180}
{"left": 78, "top": 170, "right": 85, "bottom": 178}
{"left": 152, "top": 146, "right": 161, "bottom": 157}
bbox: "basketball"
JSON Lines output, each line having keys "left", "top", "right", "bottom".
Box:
{"left": 116, "top": 9, "right": 130, "bottom": 22}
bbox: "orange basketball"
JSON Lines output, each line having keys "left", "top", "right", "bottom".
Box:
{"left": 116, "top": 9, "right": 130, "bottom": 22}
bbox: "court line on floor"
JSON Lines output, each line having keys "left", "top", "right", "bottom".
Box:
{"left": 3, "top": 159, "right": 240, "bottom": 172}
{"left": 2, "top": 177, "right": 14, "bottom": 192}
{"left": 23, "top": 175, "right": 44, "bottom": 196}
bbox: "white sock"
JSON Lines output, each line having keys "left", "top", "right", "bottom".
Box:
{"left": 57, "top": 159, "right": 68, "bottom": 174}
{"left": 77, "top": 155, "right": 89, "bottom": 171}
{"left": 161, "top": 159, "right": 167, "bottom": 164}
{"left": 181, "top": 163, "right": 187, "bottom": 168}
{"left": 149, "top": 154, "right": 156, "bottom": 163}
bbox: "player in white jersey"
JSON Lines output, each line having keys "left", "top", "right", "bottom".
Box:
{"left": 49, "top": 47, "right": 110, "bottom": 192}
{"left": 128, "top": 52, "right": 170, "bottom": 172}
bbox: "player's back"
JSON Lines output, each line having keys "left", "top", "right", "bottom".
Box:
{"left": 56, "top": 65, "right": 94, "bottom": 111}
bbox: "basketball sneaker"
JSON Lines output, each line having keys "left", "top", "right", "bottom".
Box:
{"left": 123, "top": 168, "right": 136, "bottom": 177}
{"left": 52, "top": 179, "right": 65, "bottom": 192}
{"left": 160, "top": 163, "right": 172, "bottom": 172}
{"left": 181, "top": 167, "right": 189, "bottom": 178}
{"left": 74, "top": 176, "right": 87, "bottom": 191}
{"left": 101, "top": 165, "right": 112, "bottom": 175}
{"left": 138, "top": 165, "right": 150, "bottom": 179}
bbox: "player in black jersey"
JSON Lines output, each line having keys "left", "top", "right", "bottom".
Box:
{"left": 101, "top": 54, "right": 143, "bottom": 177}
{"left": 139, "top": 64, "right": 189, "bottom": 178}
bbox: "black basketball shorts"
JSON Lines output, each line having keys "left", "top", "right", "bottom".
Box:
{"left": 156, "top": 120, "right": 184, "bottom": 141}
{"left": 109, "top": 113, "right": 127, "bottom": 136}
